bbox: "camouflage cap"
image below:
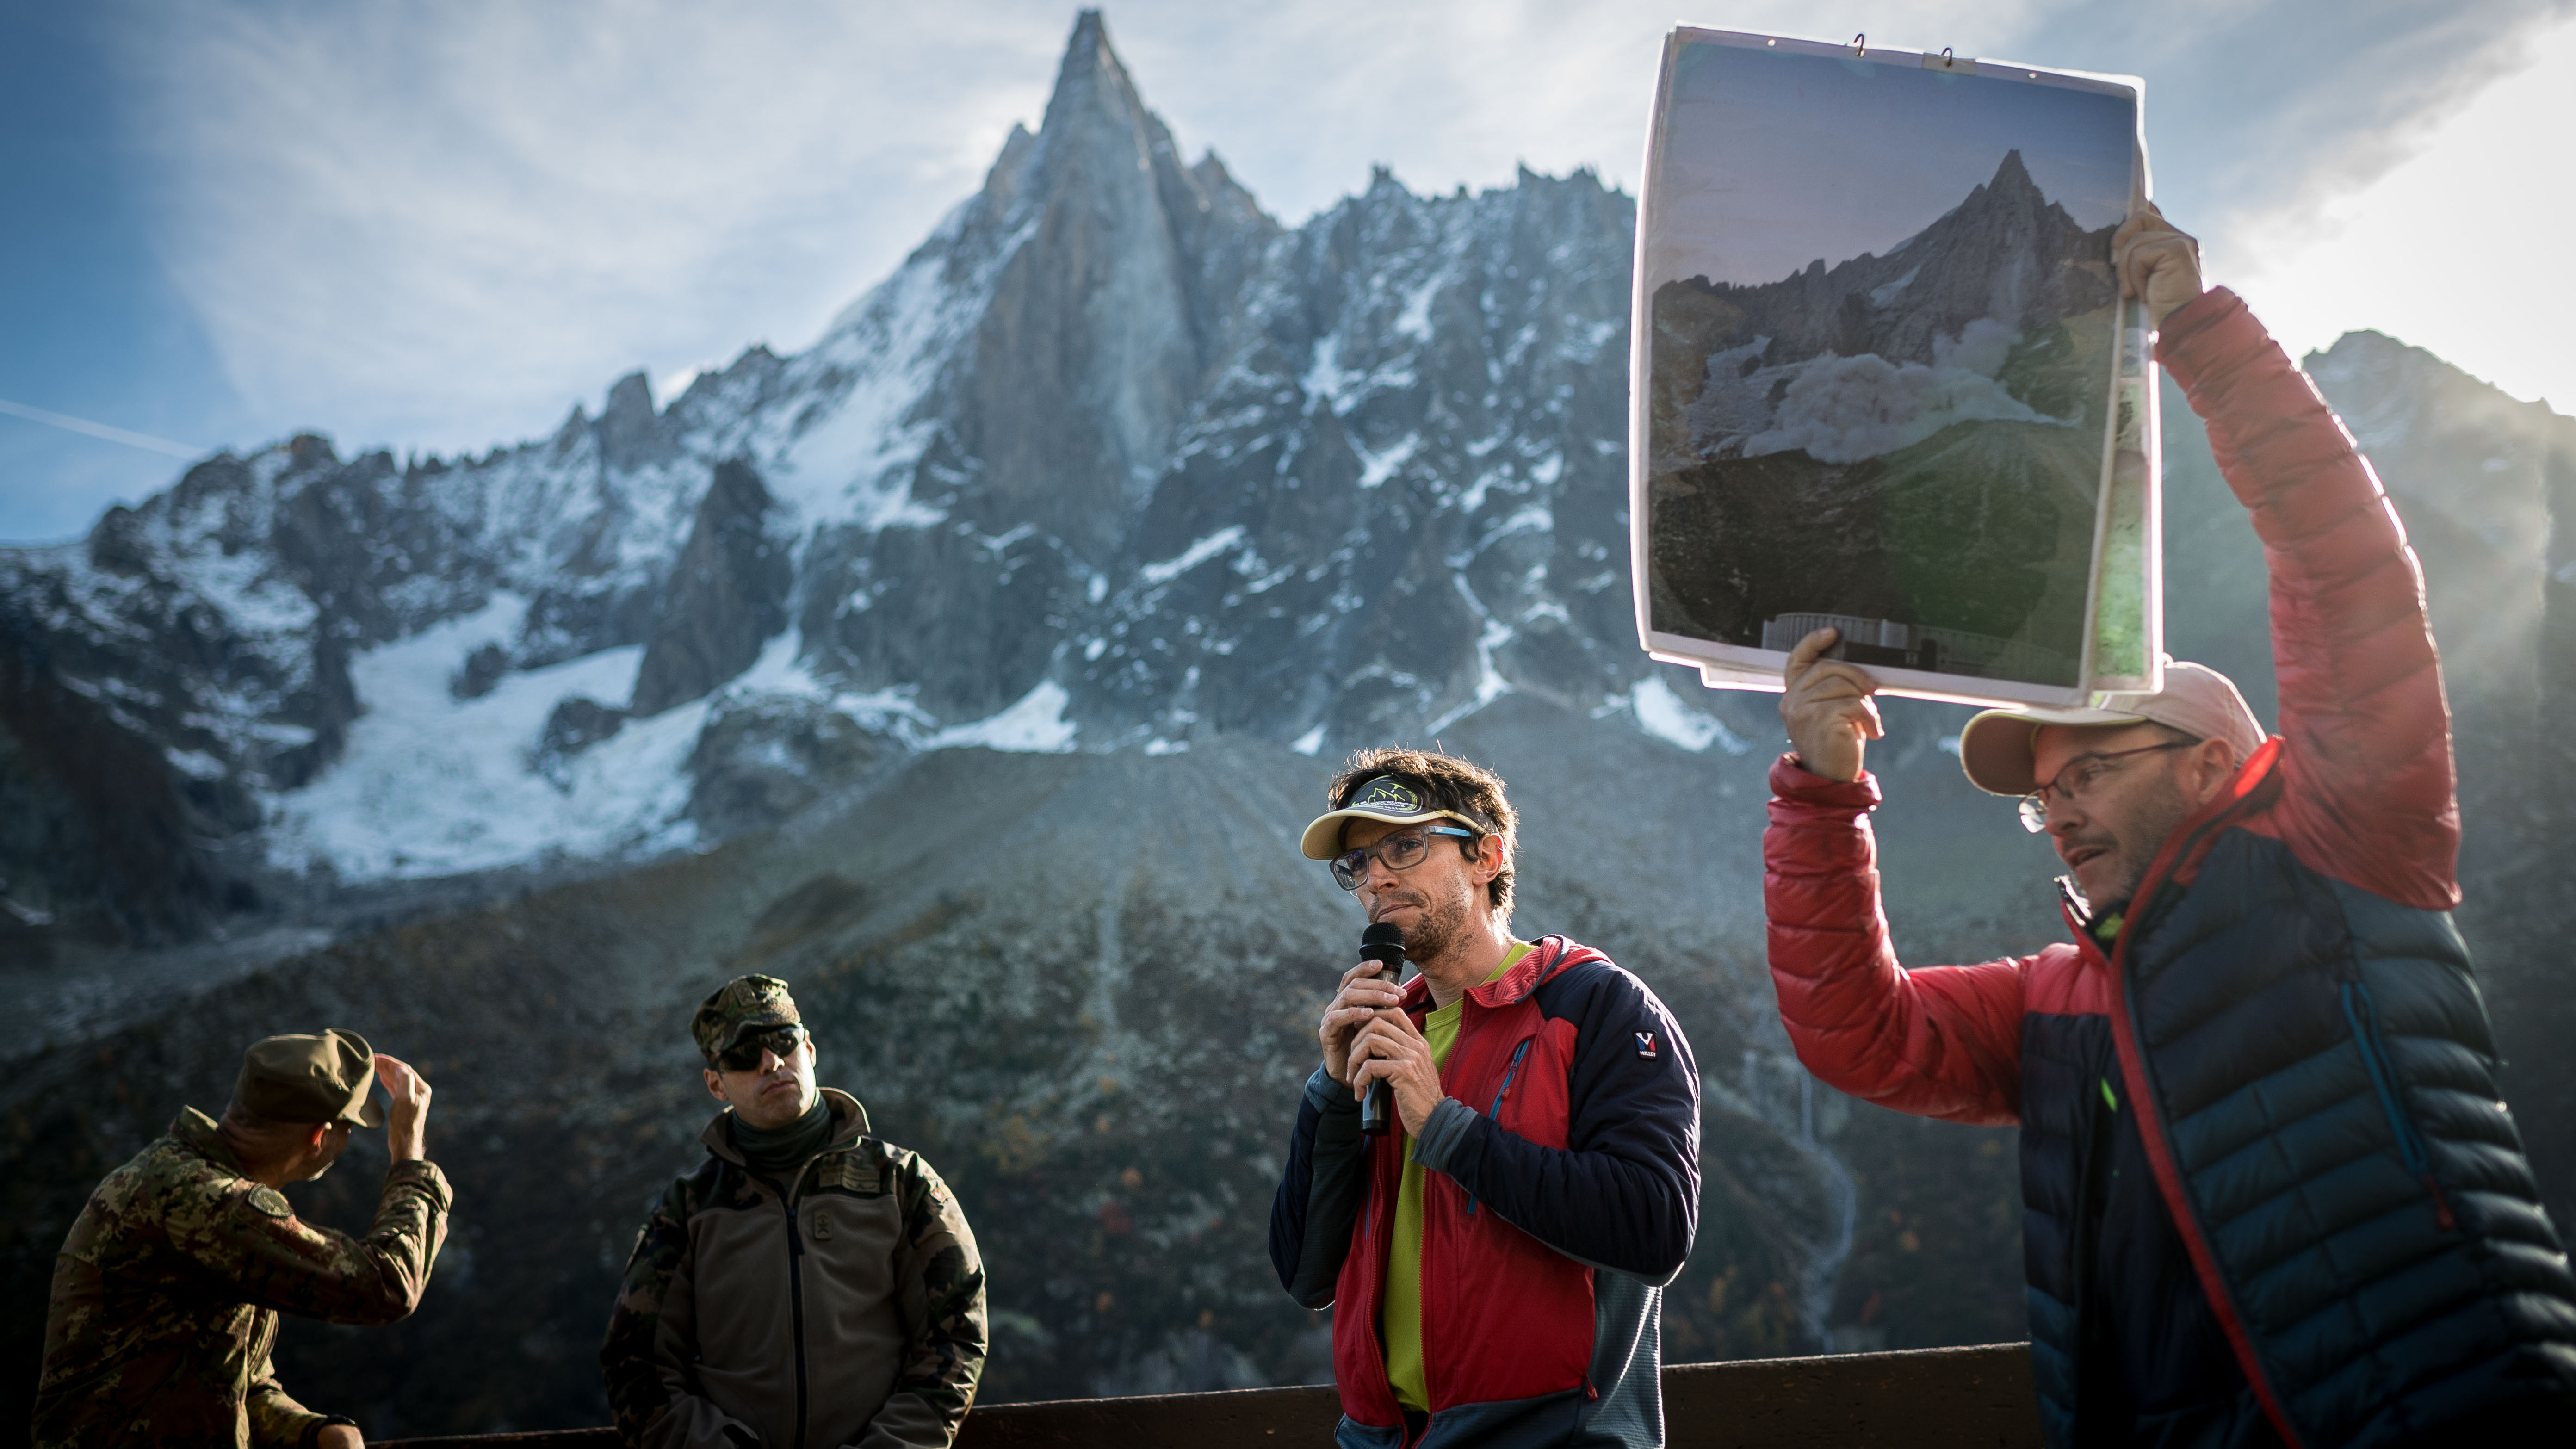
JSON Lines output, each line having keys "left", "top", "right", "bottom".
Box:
{"left": 691, "top": 975, "right": 802, "bottom": 1062}
{"left": 235, "top": 1028, "right": 385, "bottom": 1128}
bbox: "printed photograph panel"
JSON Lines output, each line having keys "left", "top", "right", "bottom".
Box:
{"left": 1640, "top": 39, "right": 2137, "bottom": 688}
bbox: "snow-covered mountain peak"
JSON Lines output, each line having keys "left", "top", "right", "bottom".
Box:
{"left": 0, "top": 15, "right": 1956, "bottom": 930}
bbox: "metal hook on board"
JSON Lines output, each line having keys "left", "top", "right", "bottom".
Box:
{"left": 1851, "top": 33, "right": 1867, "bottom": 56}
{"left": 1940, "top": 47, "right": 1956, "bottom": 68}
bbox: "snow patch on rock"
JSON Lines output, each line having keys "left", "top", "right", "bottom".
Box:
{"left": 1631, "top": 675, "right": 1750, "bottom": 755}
{"left": 263, "top": 595, "right": 701, "bottom": 880}
{"left": 931, "top": 679, "right": 1078, "bottom": 754}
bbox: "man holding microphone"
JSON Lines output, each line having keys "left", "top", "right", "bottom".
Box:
{"left": 1270, "top": 749, "right": 1701, "bottom": 1449}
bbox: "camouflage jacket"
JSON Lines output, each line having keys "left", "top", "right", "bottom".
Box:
{"left": 600, "top": 1089, "right": 986, "bottom": 1449}
{"left": 32, "top": 1107, "right": 451, "bottom": 1448}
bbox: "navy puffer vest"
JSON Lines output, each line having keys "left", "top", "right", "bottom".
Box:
{"left": 2020, "top": 801, "right": 2576, "bottom": 1446}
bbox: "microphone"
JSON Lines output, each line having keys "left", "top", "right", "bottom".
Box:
{"left": 1356, "top": 923, "right": 1407, "bottom": 1137}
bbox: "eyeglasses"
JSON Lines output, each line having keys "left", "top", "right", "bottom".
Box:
{"left": 713, "top": 1024, "right": 809, "bottom": 1072}
{"left": 2018, "top": 741, "right": 2194, "bottom": 832}
{"left": 1330, "top": 826, "right": 1480, "bottom": 890}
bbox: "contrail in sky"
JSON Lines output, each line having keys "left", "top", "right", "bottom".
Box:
{"left": 0, "top": 398, "right": 204, "bottom": 458}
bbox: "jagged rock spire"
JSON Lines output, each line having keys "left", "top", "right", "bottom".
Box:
{"left": 929, "top": 8, "right": 1272, "bottom": 550}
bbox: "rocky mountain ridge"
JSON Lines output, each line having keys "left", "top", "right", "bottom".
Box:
{"left": 1665, "top": 150, "right": 2117, "bottom": 384}
{"left": 1640, "top": 150, "right": 2120, "bottom": 677}
{"left": 1, "top": 10, "right": 2573, "bottom": 1445}
{"left": 0, "top": 11, "right": 1647, "bottom": 949}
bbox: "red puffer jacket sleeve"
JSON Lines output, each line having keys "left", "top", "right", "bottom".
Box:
{"left": 2157, "top": 288, "right": 2461, "bottom": 909}
{"left": 1765, "top": 754, "right": 2026, "bottom": 1127}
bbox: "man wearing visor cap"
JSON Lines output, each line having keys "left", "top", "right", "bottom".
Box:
{"left": 601, "top": 974, "right": 987, "bottom": 1449}
{"left": 34, "top": 1029, "right": 446, "bottom": 1448}
{"left": 1269, "top": 749, "right": 1701, "bottom": 1449}
{"left": 1762, "top": 205, "right": 2576, "bottom": 1444}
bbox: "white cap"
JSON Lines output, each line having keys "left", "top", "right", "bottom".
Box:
{"left": 1299, "top": 775, "right": 1492, "bottom": 859}
{"left": 1957, "top": 660, "right": 2268, "bottom": 796}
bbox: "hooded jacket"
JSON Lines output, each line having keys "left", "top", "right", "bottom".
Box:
{"left": 600, "top": 1089, "right": 987, "bottom": 1449}
{"left": 1763, "top": 289, "right": 2576, "bottom": 1446}
{"left": 1270, "top": 935, "right": 1701, "bottom": 1449}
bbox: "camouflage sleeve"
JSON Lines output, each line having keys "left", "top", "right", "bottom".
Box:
{"left": 242, "top": 1340, "right": 326, "bottom": 1449}
{"left": 849, "top": 1153, "right": 987, "bottom": 1449}
{"left": 171, "top": 1159, "right": 451, "bottom": 1327}
{"left": 601, "top": 1177, "right": 764, "bottom": 1449}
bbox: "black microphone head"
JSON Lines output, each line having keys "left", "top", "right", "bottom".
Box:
{"left": 1359, "top": 921, "right": 1406, "bottom": 966}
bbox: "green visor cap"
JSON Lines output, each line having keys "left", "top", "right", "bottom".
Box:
{"left": 236, "top": 1028, "right": 385, "bottom": 1128}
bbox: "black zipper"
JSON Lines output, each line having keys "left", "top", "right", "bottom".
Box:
{"left": 2340, "top": 981, "right": 2457, "bottom": 1232}
{"left": 2068, "top": 1071, "right": 2117, "bottom": 1425}
{"left": 1464, "top": 1039, "right": 1534, "bottom": 1218}
{"left": 777, "top": 1157, "right": 823, "bottom": 1449}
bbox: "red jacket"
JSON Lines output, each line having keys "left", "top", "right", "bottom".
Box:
{"left": 1270, "top": 937, "right": 1701, "bottom": 1448}
{"left": 1763, "top": 291, "right": 2576, "bottom": 1448}
{"left": 1765, "top": 286, "right": 2459, "bottom": 1131}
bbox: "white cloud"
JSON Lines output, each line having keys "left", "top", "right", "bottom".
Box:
{"left": 112, "top": 0, "right": 1065, "bottom": 457}
{"left": 97, "top": 0, "right": 2574, "bottom": 473}
{"left": 2220, "top": 13, "right": 2576, "bottom": 409}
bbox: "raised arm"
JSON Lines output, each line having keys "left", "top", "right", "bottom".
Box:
{"left": 1763, "top": 633, "right": 2027, "bottom": 1124}
{"left": 177, "top": 1161, "right": 449, "bottom": 1325}
{"left": 1765, "top": 756, "right": 2028, "bottom": 1124}
{"left": 2155, "top": 285, "right": 2459, "bottom": 908}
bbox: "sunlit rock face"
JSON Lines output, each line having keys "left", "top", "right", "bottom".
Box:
{"left": 1, "top": 8, "right": 2572, "bottom": 1441}
{"left": 0, "top": 11, "right": 1657, "bottom": 929}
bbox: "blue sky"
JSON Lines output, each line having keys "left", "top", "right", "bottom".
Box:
{"left": 4, "top": 0, "right": 2573, "bottom": 543}
{"left": 1, "top": 1, "right": 255, "bottom": 539}
{"left": 1650, "top": 39, "right": 2138, "bottom": 289}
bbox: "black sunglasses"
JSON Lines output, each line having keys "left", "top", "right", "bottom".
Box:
{"left": 713, "top": 1024, "right": 809, "bottom": 1072}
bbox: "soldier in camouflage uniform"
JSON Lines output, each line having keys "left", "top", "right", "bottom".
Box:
{"left": 33, "top": 1028, "right": 449, "bottom": 1449}
{"left": 601, "top": 975, "right": 986, "bottom": 1449}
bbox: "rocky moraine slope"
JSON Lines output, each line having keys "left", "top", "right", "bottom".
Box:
{"left": 3, "top": 11, "right": 2574, "bottom": 1442}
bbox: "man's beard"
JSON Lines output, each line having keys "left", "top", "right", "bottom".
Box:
{"left": 2081, "top": 773, "right": 2198, "bottom": 919}
{"left": 1384, "top": 881, "right": 1474, "bottom": 964}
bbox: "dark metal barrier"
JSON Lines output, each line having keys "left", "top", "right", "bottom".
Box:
{"left": 377, "top": 1341, "right": 2038, "bottom": 1449}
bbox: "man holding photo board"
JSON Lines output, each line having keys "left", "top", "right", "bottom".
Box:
{"left": 1762, "top": 206, "right": 2576, "bottom": 1445}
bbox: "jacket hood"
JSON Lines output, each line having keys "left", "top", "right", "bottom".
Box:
{"left": 700, "top": 1086, "right": 871, "bottom": 1166}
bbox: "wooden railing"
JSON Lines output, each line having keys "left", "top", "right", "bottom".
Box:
{"left": 377, "top": 1341, "right": 2039, "bottom": 1449}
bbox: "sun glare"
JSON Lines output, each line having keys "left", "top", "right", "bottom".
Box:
{"left": 2225, "top": 17, "right": 2576, "bottom": 413}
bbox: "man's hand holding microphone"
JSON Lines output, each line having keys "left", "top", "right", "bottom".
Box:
{"left": 1317, "top": 928, "right": 1444, "bottom": 1139}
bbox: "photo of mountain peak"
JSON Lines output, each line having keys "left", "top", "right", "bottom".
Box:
{"left": 1636, "top": 37, "right": 2140, "bottom": 690}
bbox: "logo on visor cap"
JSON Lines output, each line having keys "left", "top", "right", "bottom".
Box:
{"left": 1355, "top": 778, "right": 1425, "bottom": 813}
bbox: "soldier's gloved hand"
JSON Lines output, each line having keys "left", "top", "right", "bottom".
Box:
{"left": 372, "top": 1053, "right": 433, "bottom": 1163}
{"left": 314, "top": 1424, "right": 363, "bottom": 1449}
